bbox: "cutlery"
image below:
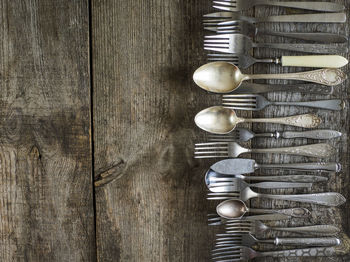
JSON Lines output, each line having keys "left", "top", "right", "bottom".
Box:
{"left": 195, "top": 141, "right": 335, "bottom": 158}
{"left": 205, "top": 169, "right": 329, "bottom": 185}
{"left": 216, "top": 199, "right": 310, "bottom": 219}
{"left": 207, "top": 187, "right": 346, "bottom": 206}
{"left": 203, "top": 11, "right": 347, "bottom": 23}
{"left": 222, "top": 94, "right": 344, "bottom": 111}
{"left": 204, "top": 20, "right": 348, "bottom": 43}
{"left": 224, "top": 221, "right": 340, "bottom": 236}
{"left": 211, "top": 158, "right": 341, "bottom": 174}
{"left": 211, "top": 245, "right": 340, "bottom": 260}
{"left": 214, "top": 233, "right": 341, "bottom": 247}
{"left": 201, "top": 80, "right": 334, "bottom": 94}
{"left": 195, "top": 107, "right": 322, "bottom": 134}
{"left": 193, "top": 62, "right": 346, "bottom": 93}
{"left": 208, "top": 213, "right": 292, "bottom": 224}
{"left": 212, "top": 0, "right": 345, "bottom": 12}
{"left": 207, "top": 128, "right": 342, "bottom": 142}
{"left": 207, "top": 54, "right": 348, "bottom": 69}
{"left": 204, "top": 34, "right": 348, "bottom": 54}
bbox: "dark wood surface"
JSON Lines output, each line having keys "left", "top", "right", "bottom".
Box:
{"left": 1, "top": 0, "right": 350, "bottom": 261}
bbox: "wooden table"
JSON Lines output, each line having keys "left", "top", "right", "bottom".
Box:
{"left": 0, "top": 0, "right": 349, "bottom": 261}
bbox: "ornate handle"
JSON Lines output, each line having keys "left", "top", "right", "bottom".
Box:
{"left": 249, "top": 175, "right": 328, "bottom": 183}
{"left": 247, "top": 68, "right": 346, "bottom": 86}
{"left": 251, "top": 143, "right": 335, "bottom": 158}
{"left": 255, "top": 43, "right": 348, "bottom": 54}
{"left": 274, "top": 225, "right": 340, "bottom": 236}
{"left": 260, "top": 31, "right": 347, "bottom": 43}
{"left": 258, "top": 1, "right": 344, "bottom": 12}
{"left": 282, "top": 130, "right": 342, "bottom": 140}
{"left": 258, "top": 192, "right": 346, "bottom": 206}
{"left": 274, "top": 100, "right": 344, "bottom": 111}
{"left": 247, "top": 114, "right": 322, "bottom": 128}
{"left": 261, "top": 247, "right": 336, "bottom": 257}
{"left": 260, "top": 12, "right": 346, "bottom": 23}
{"left": 250, "top": 182, "right": 312, "bottom": 189}
{"left": 249, "top": 207, "right": 310, "bottom": 218}
{"left": 274, "top": 237, "right": 341, "bottom": 247}
{"left": 260, "top": 162, "right": 341, "bottom": 172}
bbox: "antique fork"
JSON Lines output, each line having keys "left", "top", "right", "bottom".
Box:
{"left": 224, "top": 221, "right": 340, "bottom": 236}
{"left": 204, "top": 34, "right": 348, "bottom": 54}
{"left": 212, "top": 0, "right": 344, "bottom": 12}
{"left": 211, "top": 245, "right": 340, "bottom": 261}
{"left": 204, "top": 20, "right": 348, "bottom": 43}
{"left": 195, "top": 142, "right": 335, "bottom": 158}
{"left": 214, "top": 233, "right": 341, "bottom": 247}
{"left": 206, "top": 128, "right": 342, "bottom": 142}
{"left": 208, "top": 213, "right": 292, "bottom": 224}
{"left": 203, "top": 12, "right": 347, "bottom": 24}
{"left": 206, "top": 189, "right": 346, "bottom": 207}
{"left": 222, "top": 94, "right": 344, "bottom": 111}
{"left": 208, "top": 179, "right": 312, "bottom": 192}
{"left": 208, "top": 175, "right": 328, "bottom": 183}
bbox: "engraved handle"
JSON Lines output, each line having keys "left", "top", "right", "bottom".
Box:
{"left": 258, "top": 192, "right": 346, "bottom": 206}
{"left": 257, "top": 1, "right": 344, "bottom": 12}
{"left": 246, "top": 114, "right": 322, "bottom": 128}
{"left": 261, "top": 247, "right": 336, "bottom": 257}
{"left": 273, "top": 99, "right": 344, "bottom": 110}
{"left": 282, "top": 130, "right": 342, "bottom": 140}
{"left": 274, "top": 237, "right": 341, "bottom": 247}
{"left": 260, "top": 12, "right": 346, "bottom": 23}
{"left": 248, "top": 175, "right": 328, "bottom": 183}
{"left": 274, "top": 225, "right": 340, "bottom": 236}
{"left": 260, "top": 31, "right": 347, "bottom": 43}
{"left": 250, "top": 182, "right": 312, "bottom": 189}
{"left": 250, "top": 143, "right": 335, "bottom": 158}
{"left": 246, "top": 68, "right": 346, "bottom": 86}
{"left": 249, "top": 207, "right": 310, "bottom": 218}
{"left": 255, "top": 43, "right": 348, "bottom": 54}
{"left": 281, "top": 55, "right": 348, "bottom": 68}
{"left": 259, "top": 162, "right": 341, "bottom": 172}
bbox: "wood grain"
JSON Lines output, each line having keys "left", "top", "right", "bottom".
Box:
{"left": 0, "top": 1, "right": 95, "bottom": 261}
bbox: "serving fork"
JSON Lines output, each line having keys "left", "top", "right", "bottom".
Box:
{"left": 195, "top": 142, "right": 335, "bottom": 158}
{"left": 204, "top": 20, "right": 348, "bottom": 43}
{"left": 212, "top": 0, "right": 344, "bottom": 12}
{"left": 214, "top": 233, "right": 341, "bottom": 247}
{"left": 207, "top": 128, "right": 342, "bottom": 142}
{"left": 211, "top": 245, "right": 340, "bottom": 261}
{"left": 204, "top": 34, "right": 348, "bottom": 54}
{"left": 224, "top": 221, "right": 340, "bottom": 236}
{"left": 222, "top": 94, "right": 344, "bottom": 111}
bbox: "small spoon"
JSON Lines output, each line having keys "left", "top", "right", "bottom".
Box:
{"left": 195, "top": 106, "right": 321, "bottom": 134}
{"left": 217, "top": 199, "right": 310, "bottom": 219}
{"left": 193, "top": 62, "right": 346, "bottom": 93}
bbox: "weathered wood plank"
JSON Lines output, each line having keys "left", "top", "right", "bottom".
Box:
{"left": 0, "top": 1, "right": 95, "bottom": 261}
{"left": 91, "top": 0, "right": 220, "bottom": 261}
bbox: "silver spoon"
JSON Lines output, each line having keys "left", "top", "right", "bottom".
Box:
{"left": 193, "top": 62, "right": 346, "bottom": 93}
{"left": 216, "top": 199, "right": 310, "bottom": 219}
{"left": 195, "top": 106, "right": 321, "bottom": 134}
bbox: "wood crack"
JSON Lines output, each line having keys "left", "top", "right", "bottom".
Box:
{"left": 94, "top": 158, "right": 126, "bottom": 187}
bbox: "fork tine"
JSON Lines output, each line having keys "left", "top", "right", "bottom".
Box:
{"left": 223, "top": 105, "right": 256, "bottom": 110}
{"left": 204, "top": 47, "right": 231, "bottom": 53}
{"left": 213, "top": 0, "right": 236, "bottom": 7}
{"left": 213, "top": 5, "right": 235, "bottom": 12}
{"left": 204, "top": 39, "right": 229, "bottom": 44}
{"left": 223, "top": 94, "right": 257, "bottom": 98}
{"left": 212, "top": 246, "right": 242, "bottom": 253}
{"left": 207, "top": 196, "right": 238, "bottom": 200}
{"left": 203, "top": 12, "right": 234, "bottom": 18}
{"left": 195, "top": 142, "right": 229, "bottom": 146}
{"left": 205, "top": 34, "right": 231, "bottom": 38}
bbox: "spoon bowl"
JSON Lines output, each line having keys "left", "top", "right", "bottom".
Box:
{"left": 193, "top": 62, "right": 243, "bottom": 93}
{"left": 195, "top": 106, "right": 239, "bottom": 134}
{"left": 217, "top": 199, "right": 248, "bottom": 219}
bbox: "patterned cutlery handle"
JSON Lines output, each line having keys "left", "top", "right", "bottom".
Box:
{"left": 274, "top": 237, "right": 340, "bottom": 246}
{"left": 261, "top": 247, "right": 336, "bottom": 257}
{"left": 274, "top": 225, "right": 340, "bottom": 236}
{"left": 260, "top": 162, "right": 341, "bottom": 172}
{"left": 281, "top": 130, "right": 342, "bottom": 139}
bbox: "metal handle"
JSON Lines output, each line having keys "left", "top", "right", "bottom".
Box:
{"left": 258, "top": 12, "right": 346, "bottom": 23}
{"left": 250, "top": 181, "right": 312, "bottom": 189}
{"left": 262, "top": 247, "right": 336, "bottom": 257}
{"left": 258, "top": 192, "right": 346, "bottom": 206}
{"left": 274, "top": 225, "right": 340, "bottom": 236}
{"left": 274, "top": 237, "right": 340, "bottom": 247}
{"left": 247, "top": 114, "right": 322, "bottom": 128}
{"left": 256, "top": 1, "right": 344, "bottom": 12}
{"left": 259, "top": 162, "right": 341, "bottom": 172}
{"left": 233, "top": 82, "right": 334, "bottom": 95}
{"left": 282, "top": 130, "right": 342, "bottom": 140}
{"left": 247, "top": 68, "right": 346, "bottom": 86}
{"left": 259, "top": 31, "right": 347, "bottom": 43}
{"left": 251, "top": 143, "right": 335, "bottom": 158}
{"left": 248, "top": 175, "right": 328, "bottom": 183}
{"left": 249, "top": 207, "right": 310, "bottom": 218}
{"left": 255, "top": 42, "right": 348, "bottom": 54}
{"left": 273, "top": 100, "right": 344, "bottom": 111}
